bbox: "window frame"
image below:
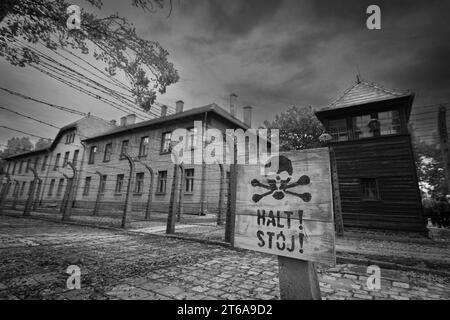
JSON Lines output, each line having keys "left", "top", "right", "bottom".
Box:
{"left": 103, "top": 143, "right": 112, "bottom": 162}
{"left": 72, "top": 150, "right": 79, "bottom": 167}
{"left": 54, "top": 153, "right": 61, "bottom": 171}
{"left": 63, "top": 151, "right": 70, "bottom": 168}
{"left": 139, "top": 136, "right": 149, "bottom": 158}
{"left": 48, "top": 179, "right": 55, "bottom": 196}
{"left": 160, "top": 131, "right": 172, "bottom": 154}
{"left": 83, "top": 177, "right": 91, "bottom": 196}
{"left": 156, "top": 170, "right": 168, "bottom": 194}
{"left": 184, "top": 168, "right": 194, "bottom": 194}
{"left": 360, "top": 178, "right": 381, "bottom": 201}
{"left": 120, "top": 140, "right": 129, "bottom": 160}
{"left": 88, "top": 146, "right": 97, "bottom": 164}
{"left": 56, "top": 178, "right": 65, "bottom": 197}
{"left": 134, "top": 172, "right": 145, "bottom": 194}
{"left": 115, "top": 174, "right": 124, "bottom": 194}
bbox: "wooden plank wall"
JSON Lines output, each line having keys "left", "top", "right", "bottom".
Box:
{"left": 331, "top": 134, "right": 425, "bottom": 231}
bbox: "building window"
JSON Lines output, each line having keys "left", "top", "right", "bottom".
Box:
{"left": 88, "top": 146, "right": 97, "bottom": 164}
{"left": 72, "top": 150, "right": 79, "bottom": 167}
{"left": 120, "top": 140, "right": 129, "bottom": 159}
{"left": 66, "top": 132, "right": 75, "bottom": 144}
{"left": 185, "top": 169, "right": 194, "bottom": 193}
{"left": 54, "top": 153, "right": 61, "bottom": 170}
{"left": 34, "top": 157, "right": 39, "bottom": 170}
{"left": 26, "top": 159, "right": 31, "bottom": 173}
{"left": 328, "top": 119, "right": 348, "bottom": 141}
{"left": 20, "top": 181, "right": 26, "bottom": 196}
{"left": 56, "top": 178, "right": 65, "bottom": 196}
{"left": 352, "top": 115, "right": 372, "bottom": 139}
{"left": 361, "top": 178, "right": 380, "bottom": 200}
{"left": 99, "top": 175, "right": 107, "bottom": 194}
{"left": 161, "top": 132, "right": 172, "bottom": 153}
{"left": 12, "top": 162, "right": 17, "bottom": 175}
{"left": 115, "top": 174, "right": 124, "bottom": 193}
{"left": 83, "top": 177, "right": 91, "bottom": 196}
{"left": 42, "top": 156, "right": 48, "bottom": 171}
{"left": 48, "top": 179, "right": 55, "bottom": 196}
{"left": 18, "top": 161, "right": 23, "bottom": 174}
{"left": 134, "top": 172, "right": 144, "bottom": 194}
{"left": 157, "top": 171, "right": 167, "bottom": 193}
{"left": 379, "top": 110, "right": 401, "bottom": 135}
{"left": 139, "top": 136, "right": 149, "bottom": 157}
{"left": 104, "top": 143, "right": 112, "bottom": 162}
{"left": 7, "top": 162, "right": 11, "bottom": 174}
{"left": 63, "top": 151, "right": 70, "bottom": 168}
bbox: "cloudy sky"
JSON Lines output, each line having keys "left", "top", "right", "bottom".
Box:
{"left": 1, "top": 0, "right": 449, "bottom": 146}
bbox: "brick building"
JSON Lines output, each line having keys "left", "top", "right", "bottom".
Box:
{"left": 1, "top": 98, "right": 251, "bottom": 216}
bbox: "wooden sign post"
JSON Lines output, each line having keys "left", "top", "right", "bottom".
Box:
{"left": 233, "top": 148, "right": 336, "bottom": 300}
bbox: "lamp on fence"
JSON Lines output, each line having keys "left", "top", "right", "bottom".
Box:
{"left": 319, "top": 132, "right": 332, "bottom": 142}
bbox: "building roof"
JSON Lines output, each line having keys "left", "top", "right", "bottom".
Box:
{"left": 327, "top": 77, "right": 412, "bottom": 110}
{"left": 2, "top": 115, "right": 110, "bottom": 160}
{"left": 82, "top": 103, "right": 249, "bottom": 142}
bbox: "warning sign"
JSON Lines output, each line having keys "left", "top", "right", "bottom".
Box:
{"left": 234, "top": 148, "right": 336, "bottom": 266}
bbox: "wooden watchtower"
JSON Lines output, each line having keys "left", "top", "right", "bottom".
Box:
{"left": 315, "top": 77, "right": 424, "bottom": 232}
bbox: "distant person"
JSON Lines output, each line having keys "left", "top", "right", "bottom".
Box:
{"left": 422, "top": 193, "right": 436, "bottom": 226}
{"left": 435, "top": 196, "right": 448, "bottom": 228}
{"left": 441, "top": 195, "right": 450, "bottom": 228}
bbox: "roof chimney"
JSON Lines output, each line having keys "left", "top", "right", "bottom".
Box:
{"left": 176, "top": 100, "right": 184, "bottom": 113}
{"left": 110, "top": 120, "right": 117, "bottom": 126}
{"left": 127, "top": 114, "right": 136, "bottom": 125}
{"left": 120, "top": 116, "right": 127, "bottom": 126}
{"left": 160, "top": 105, "right": 168, "bottom": 117}
{"left": 243, "top": 106, "right": 253, "bottom": 127}
{"left": 230, "top": 93, "right": 237, "bottom": 117}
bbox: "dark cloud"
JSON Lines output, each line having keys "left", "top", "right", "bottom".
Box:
{"left": 2, "top": 0, "right": 450, "bottom": 146}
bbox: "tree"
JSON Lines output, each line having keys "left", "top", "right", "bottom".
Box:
{"left": 410, "top": 124, "right": 446, "bottom": 194}
{"left": 35, "top": 138, "right": 53, "bottom": 150}
{"left": 0, "top": 136, "right": 34, "bottom": 173}
{"left": 0, "top": 0, "right": 179, "bottom": 111}
{"left": 263, "top": 106, "right": 324, "bottom": 151}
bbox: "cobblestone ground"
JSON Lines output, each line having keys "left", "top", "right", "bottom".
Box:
{"left": 0, "top": 216, "right": 449, "bottom": 300}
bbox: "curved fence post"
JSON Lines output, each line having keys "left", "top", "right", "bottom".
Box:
{"left": 11, "top": 180, "right": 19, "bottom": 210}
{"left": 24, "top": 167, "right": 38, "bottom": 217}
{"left": 217, "top": 163, "right": 225, "bottom": 225}
{"left": 122, "top": 153, "right": 135, "bottom": 228}
{"left": 62, "top": 162, "right": 77, "bottom": 221}
{"left": 0, "top": 173, "right": 11, "bottom": 215}
{"left": 143, "top": 164, "right": 154, "bottom": 220}
{"left": 166, "top": 163, "right": 179, "bottom": 234}
{"left": 177, "top": 164, "right": 185, "bottom": 222}
{"left": 93, "top": 171, "right": 103, "bottom": 216}
{"left": 32, "top": 178, "right": 42, "bottom": 211}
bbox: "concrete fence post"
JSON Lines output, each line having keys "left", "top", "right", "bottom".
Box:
{"left": 224, "top": 137, "right": 237, "bottom": 244}
{"left": 177, "top": 164, "right": 185, "bottom": 222}
{"left": 93, "top": 171, "right": 103, "bottom": 216}
{"left": 24, "top": 168, "right": 38, "bottom": 217}
{"left": 11, "top": 180, "right": 19, "bottom": 210}
{"left": 32, "top": 178, "right": 42, "bottom": 211}
{"left": 217, "top": 163, "right": 225, "bottom": 226}
{"left": 61, "top": 162, "right": 77, "bottom": 221}
{"left": 0, "top": 173, "right": 11, "bottom": 215}
{"left": 122, "top": 153, "right": 135, "bottom": 228}
{"left": 136, "top": 160, "right": 154, "bottom": 221}
{"left": 166, "top": 163, "right": 179, "bottom": 234}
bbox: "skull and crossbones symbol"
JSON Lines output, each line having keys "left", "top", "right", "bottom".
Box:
{"left": 251, "top": 155, "right": 312, "bottom": 203}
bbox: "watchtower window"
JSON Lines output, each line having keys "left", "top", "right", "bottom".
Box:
{"left": 361, "top": 178, "right": 380, "bottom": 200}
{"left": 328, "top": 119, "right": 348, "bottom": 141}
{"left": 379, "top": 110, "right": 401, "bottom": 135}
